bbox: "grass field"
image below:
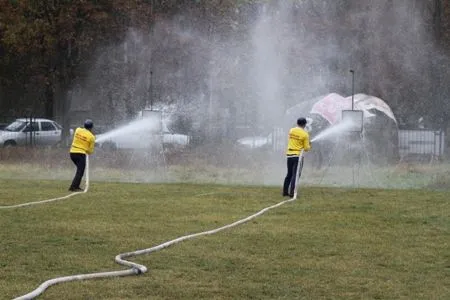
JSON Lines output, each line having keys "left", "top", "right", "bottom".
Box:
{"left": 1, "top": 147, "right": 450, "bottom": 189}
{"left": 0, "top": 179, "right": 449, "bottom": 300}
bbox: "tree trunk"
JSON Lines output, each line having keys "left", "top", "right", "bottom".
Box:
{"left": 44, "top": 80, "right": 54, "bottom": 119}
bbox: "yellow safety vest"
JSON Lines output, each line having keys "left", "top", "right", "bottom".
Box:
{"left": 70, "top": 127, "right": 95, "bottom": 155}
{"left": 286, "top": 127, "right": 311, "bottom": 156}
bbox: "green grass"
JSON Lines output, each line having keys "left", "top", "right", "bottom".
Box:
{"left": 0, "top": 180, "right": 449, "bottom": 299}
{"left": 1, "top": 146, "right": 449, "bottom": 189}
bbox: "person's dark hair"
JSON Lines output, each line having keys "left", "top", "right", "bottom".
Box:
{"left": 297, "top": 117, "right": 307, "bottom": 127}
{"left": 84, "top": 119, "right": 94, "bottom": 130}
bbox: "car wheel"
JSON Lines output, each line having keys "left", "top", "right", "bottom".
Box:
{"left": 4, "top": 140, "right": 16, "bottom": 147}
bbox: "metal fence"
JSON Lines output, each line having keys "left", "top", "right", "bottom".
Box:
{"left": 398, "top": 129, "right": 445, "bottom": 161}
{"left": 1, "top": 114, "right": 447, "bottom": 164}
{"left": 240, "top": 126, "right": 448, "bottom": 164}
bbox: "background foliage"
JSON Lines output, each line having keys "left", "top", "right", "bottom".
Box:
{"left": 0, "top": 0, "right": 449, "bottom": 134}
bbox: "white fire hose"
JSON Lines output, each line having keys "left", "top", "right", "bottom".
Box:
{"left": 293, "top": 150, "right": 305, "bottom": 199}
{"left": 0, "top": 156, "right": 90, "bottom": 210}
{"left": 7, "top": 152, "right": 305, "bottom": 300}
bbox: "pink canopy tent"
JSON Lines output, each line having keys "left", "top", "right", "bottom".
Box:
{"left": 310, "top": 93, "right": 397, "bottom": 126}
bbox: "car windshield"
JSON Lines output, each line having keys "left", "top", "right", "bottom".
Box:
{"left": 4, "top": 120, "right": 27, "bottom": 132}
{"left": 53, "top": 122, "right": 62, "bottom": 130}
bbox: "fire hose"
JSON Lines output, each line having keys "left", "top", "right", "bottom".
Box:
{"left": 7, "top": 151, "right": 304, "bottom": 299}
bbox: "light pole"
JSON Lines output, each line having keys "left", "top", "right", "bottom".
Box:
{"left": 149, "top": 70, "right": 153, "bottom": 111}
{"left": 350, "top": 69, "right": 355, "bottom": 110}
{"left": 349, "top": 69, "right": 356, "bottom": 187}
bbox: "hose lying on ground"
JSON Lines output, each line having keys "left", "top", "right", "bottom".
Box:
{"left": 14, "top": 195, "right": 298, "bottom": 300}
{"left": 0, "top": 156, "right": 89, "bottom": 210}
{"left": 11, "top": 152, "right": 305, "bottom": 300}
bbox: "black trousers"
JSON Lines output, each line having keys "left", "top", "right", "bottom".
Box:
{"left": 283, "top": 156, "right": 304, "bottom": 196}
{"left": 70, "top": 153, "right": 86, "bottom": 189}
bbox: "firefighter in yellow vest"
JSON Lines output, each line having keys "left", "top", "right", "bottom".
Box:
{"left": 69, "top": 119, "right": 96, "bottom": 192}
{"left": 283, "top": 117, "right": 311, "bottom": 197}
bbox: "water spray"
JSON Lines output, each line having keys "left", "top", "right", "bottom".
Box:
{"left": 96, "top": 117, "right": 160, "bottom": 144}
{"left": 311, "top": 118, "right": 357, "bottom": 143}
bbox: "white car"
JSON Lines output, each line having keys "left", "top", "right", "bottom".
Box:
{"left": 237, "top": 135, "right": 271, "bottom": 149}
{"left": 0, "top": 118, "right": 63, "bottom": 147}
{"left": 236, "top": 129, "right": 286, "bottom": 151}
{"left": 96, "top": 128, "right": 190, "bottom": 150}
